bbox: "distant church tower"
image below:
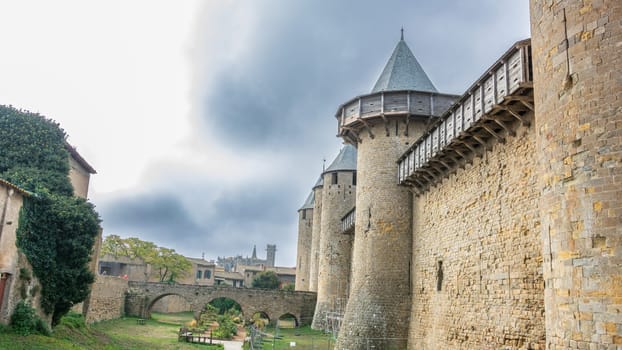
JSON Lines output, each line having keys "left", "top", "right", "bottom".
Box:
{"left": 266, "top": 244, "right": 276, "bottom": 267}
{"left": 334, "top": 32, "right": 458, "bottom": 349}
{"left": 312, "top": 144, "right": 357, "bottom": 329}
{"left": 295, "top": 191, "right": 314, "bottom": 291}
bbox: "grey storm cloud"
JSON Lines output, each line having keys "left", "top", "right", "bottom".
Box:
{"left": 97, "top": 0, "right": 530, "bottom": 266}
{"left": 98, "top": 193, "right": 203, "bottom": 245}
{"left": 98, "top": 181, "right": 299, "bottom": 263}
{"left": 193, "top": 0, "right": 529, "bottom": 150}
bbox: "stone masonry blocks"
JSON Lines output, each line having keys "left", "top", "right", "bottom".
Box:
{"left": 295, "top": 208, "right": 313, "bottom": 291}
{"left": 309, "top": 186, "right": 323, "bottom": 292}
{"left": 409, "top": 120, "right": 546, "bottom": 349}
{"left": 312, "top": 171, "right": 355, "bottom": 329}
{"left": 336, "top": 120, "right": 427, "bottom": 349}
{"left": 530, "top": 0, "right": 622, "bottom": 348}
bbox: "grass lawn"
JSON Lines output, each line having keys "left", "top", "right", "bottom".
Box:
{"left": 248, "top": 325, "right": 335, "bottom": 350}
{"left": 0, "top": 312, "right": 223, "bottom": 350}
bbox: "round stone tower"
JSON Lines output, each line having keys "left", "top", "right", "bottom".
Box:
{"left": 334, "top": 33, "right": 458, "bottom": 349}
{"left": 308, "top": 175, "right": 323, "bottom": 292}
{"left": 295, "top": 191, "right": 314, "bottom": 291}
{"left": 312, "top": 144, "right": 357, "bottom": 330}
{"left": 530, "top": 1, "right": 622, "bottom": 348}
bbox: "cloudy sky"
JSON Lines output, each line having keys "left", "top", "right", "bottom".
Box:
{"left": 0, "top": 1, "right": 530, "bottom": 267}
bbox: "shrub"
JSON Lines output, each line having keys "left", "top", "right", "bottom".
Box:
{"left": 10, "top": 300, "right": 50, "bottom": 336}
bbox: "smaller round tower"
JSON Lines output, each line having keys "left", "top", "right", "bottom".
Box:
{"left": 295, "top": 191, "right": 314, "bottom": 291}
{"left": 308, "top": 176, "right": 323, "bottom": 292}
{"left": 312, "top": 144, "right": 357, "bottom": 330}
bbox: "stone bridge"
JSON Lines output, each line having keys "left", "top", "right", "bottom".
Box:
{"left": 125, "top": 281, "right": 317, "bottom": 326}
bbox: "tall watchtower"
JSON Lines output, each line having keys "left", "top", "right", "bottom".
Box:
{"left": 308, "top": 175, "right": 324, "bottom": 292}
{"left": 334, "top": 32, "right": 458, "bottom": 349}
{"left": 530, "top": 1, "right": 622, "bottom": 348}
{"left": 295, "top": 191, "right": 314, "bottom": 291}
{"left": 312, "top": 144, "right": 357, "bottom": 329}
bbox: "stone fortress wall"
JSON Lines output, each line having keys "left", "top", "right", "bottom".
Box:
{"left": 296, "top": 1, "right": 621, "bottom": 348}
{"left": 409, "top": 119, "right": 546, "bottom": 348}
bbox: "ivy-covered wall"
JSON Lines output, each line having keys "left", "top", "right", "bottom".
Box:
{"left": 0, "top": 105, "right": 100, "bottom": 325}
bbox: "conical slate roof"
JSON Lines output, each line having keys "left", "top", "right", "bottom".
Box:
{"left": 371, "top": 33, "right": 437, "bottom": 93}
{"left": 299, "top": 191, "right": 315, "bottom": 211}
{"left": 325, "top": 144, "right": 357, "bottom": 173}
{"left": 313, "top": 175, "right": 324, "bottom": 189}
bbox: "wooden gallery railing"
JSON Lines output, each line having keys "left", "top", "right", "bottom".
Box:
{"left": 397, "top": 39, "right": 533, "bottom": 194}
{"left": 341, "top": 207, "right": 355, "bottom": 234}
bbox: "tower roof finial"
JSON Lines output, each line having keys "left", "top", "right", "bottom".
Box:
{"left": 401, "top": 27, "right": 404, "bottom": 41}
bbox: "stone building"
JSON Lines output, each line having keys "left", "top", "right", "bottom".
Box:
{"left": 0, "top": 180, "right": 33, "bottom": 324}
{"left": 217, "top": 244, "right": 277, "bottom": 271}
{"left": 297, "top": 1, "right": 621, "bottom": 348}
{"left": 0, "top": 145, "right": 97, "bottom": 325}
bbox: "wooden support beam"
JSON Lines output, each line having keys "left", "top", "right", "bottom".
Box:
{"left": 490, "top": 119, "right": 515, "bottom": 137}
{"left": 428, "top": 161, "right": 447, "bottom": 176}
{"left": 418, "top": 171, "right": 434, "bottom": 183}
{"left": 341, "top": 126, "right": 363, "bottom": 144}
{"left": 421, "top": 168, "right": 439, "bottom": 182}
{"left": 456, "top": 140, "right": 477, "bottom": 154}
{"left": 472, "top": 134, "right": 490, "bottom": 153}
{"left": 357, "top": 117, "right": 375, "bottom": 139}
{"left": 498, "top": 105, "right": 530, "bottom": 126}
{"left": 505, "top": 95, "right": 534, "bottom": 111}
{"left": 481, "top": 124, "right": 504, "bottom": 141}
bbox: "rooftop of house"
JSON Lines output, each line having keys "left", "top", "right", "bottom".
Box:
{"left": 65, "top": 142, "right": 97, "bottom": 174}
{"left": 187, "top": 257, "right": 216, "bottom": 267}
{"left": 0, "top": 178, "right": 32, "bottom": 196}
{"left": 214, "top": 271, "right": 244, "bottom": 280}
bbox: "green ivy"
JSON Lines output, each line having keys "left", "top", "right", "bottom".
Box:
{"left": 0, "top": 105, "right": 100, "bottom": 326}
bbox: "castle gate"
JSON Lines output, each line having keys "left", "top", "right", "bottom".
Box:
{"left": 125, "top": 281, "right": 317, "bottom": 326}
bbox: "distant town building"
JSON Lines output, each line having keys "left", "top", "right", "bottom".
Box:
{"left": 216, "top": 244, "right": 277, "bottom": 271}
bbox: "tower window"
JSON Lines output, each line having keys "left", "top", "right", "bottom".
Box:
{"left": 331, "top": 173, "right": 338, "bottom": 185}
{"left": 302, "top": 209, "right": 307, "bottom": 220}
{"left": 352, "top": 172, "right": 357, "bottom": 186}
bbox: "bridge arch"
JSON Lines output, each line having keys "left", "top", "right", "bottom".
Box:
{"left": 277, "top": 313, "right": 299, "bottom": 328}
{"left": 125, "top": 282, "right": 317, "bottom": 326}
{"left": 146, "top": 292, "right": 192, "bottom": 316}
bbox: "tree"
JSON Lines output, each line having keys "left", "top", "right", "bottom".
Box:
{"left": 209, "top": 297, "right": 241, "bottom": 314}
{"left": 100, "top": 235, "right": 191, "bottom": 282}
{"left": 151, "top": 247, "right": 191, "bottom": 282}
{"left": 0, "top": 105, "right": 101, "bottom": 325}
{"left": 251, "top": 271, "right": 280, "bottom": 289}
